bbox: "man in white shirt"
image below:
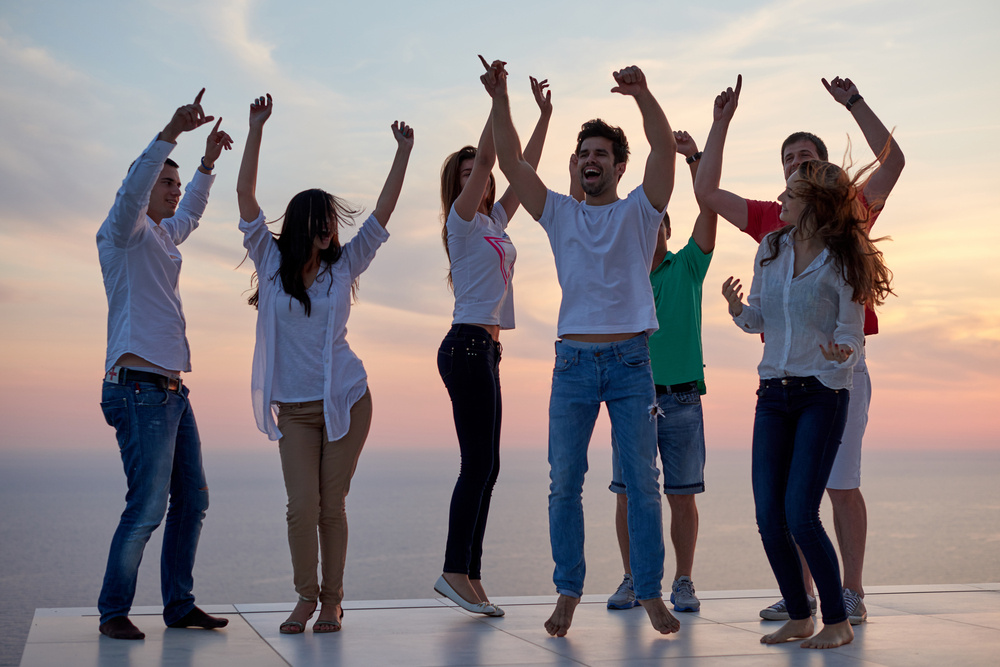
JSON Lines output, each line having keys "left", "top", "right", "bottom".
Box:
{"left": 485, "top": 57, "right": 679, "bottom": 636}
{"left": 96, "top": 90, "right": 232, "bottom": 640}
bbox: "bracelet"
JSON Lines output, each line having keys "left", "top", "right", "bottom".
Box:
{"left": 200, "top": 157, "right": 214, "bottom": 171}
{"left": 845, "top": 94, "right": 863, "bottom": 111}
{"left": 686, "top": 151, "right": 703, "bottom": 165}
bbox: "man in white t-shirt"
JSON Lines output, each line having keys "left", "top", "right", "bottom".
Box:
{"left": 483, "top": 57, "right": 679, "bottom": 636}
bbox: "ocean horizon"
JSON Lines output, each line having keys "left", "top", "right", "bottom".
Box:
{"left": 2, "top": 445, "right": 998, "bottom": 665}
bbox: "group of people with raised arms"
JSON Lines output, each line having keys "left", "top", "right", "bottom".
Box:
{"left": 95, "top": 56, "right": 901, "bottom": 652}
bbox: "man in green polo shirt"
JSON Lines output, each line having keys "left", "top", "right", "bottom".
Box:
{"left": 603, "top": 128, "right": 719, "bottom": 613}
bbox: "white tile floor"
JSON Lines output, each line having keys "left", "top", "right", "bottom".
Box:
{"left": 20, "top": 584, "right": 1000, "bottom": 666}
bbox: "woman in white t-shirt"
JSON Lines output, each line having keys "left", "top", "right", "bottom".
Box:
{"left": 236, "top": 94, "right": 413, "bottom": 634}
{"left": 431, "top": 73, "right": 551, "bottom": 615}
{"left": 722, "top": 159, "right": 892, "bottom": 650}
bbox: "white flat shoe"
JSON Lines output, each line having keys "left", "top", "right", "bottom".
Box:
{"left": 434, "top": 575, "right": 497, "bottom": 615}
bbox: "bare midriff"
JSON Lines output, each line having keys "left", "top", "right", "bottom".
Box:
{"left": 113, "top": 353, "right": 180, "bottom": 376}
{"left": 561, "top": 332, "right": 643, "bottom": 343}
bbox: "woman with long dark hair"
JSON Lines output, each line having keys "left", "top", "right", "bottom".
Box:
{"left": 722, "top": 159, "right": 892, "bottom": 649}
{"left": 237, "top": 94, "right": 413, "bottom": 634}
{"left": 432, "top": 70, "right": 551, "bottom": 615}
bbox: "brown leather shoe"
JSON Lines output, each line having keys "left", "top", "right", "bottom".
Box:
{"left": 167, "top": 606, "right": 229, "bottom": 629}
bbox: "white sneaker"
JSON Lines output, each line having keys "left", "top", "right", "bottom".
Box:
{"left": 607, "top": 574, "right": 639, "bottom": 609}
{"left": 670, "top": 576, "right": 701, "bottom": 612}
{"left": 759, "top": 594, "right": 817, "bottom": 620}
{"left": 843, "top": 588, "right": 867, "bottom": 624}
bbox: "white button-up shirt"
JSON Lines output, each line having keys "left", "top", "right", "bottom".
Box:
{"left": 240, "top": 210, "right": 389, "bottom": 442}
{"left": 97, "top": 137, "right": 214, "bottom": 373}
{"left": 733, "top": 231, "right": 864, "bottom": 390}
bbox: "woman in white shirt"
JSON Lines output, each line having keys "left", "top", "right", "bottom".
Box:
{"left": 722, "top": 159, "right": 892, "bottom": 650}
{"left": 236, "top": 94, "right": 413, "bottom": 634}
{"left": 432, "top": 72, "right": 551, "bottom": 615}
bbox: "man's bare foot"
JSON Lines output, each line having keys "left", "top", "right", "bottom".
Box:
{"left": 638, "top": 597, "right": 680, "bottom": 634}
{"left": 544, "top": 595, "right": 580, "bottom": 636}
{"left": 801, "top": 620, "right": 853, "bottom": 649}
{"left": 470, "top": 579, "right": 489, "bottom": 603}
{"left": 761, "top": 617, "right": 814, "bottom": 644}
{"left": 441, "top": 572, "right": 483, "bottom": 604}
{"left": 279, "top": 597, "right": 317, "bottom": 634}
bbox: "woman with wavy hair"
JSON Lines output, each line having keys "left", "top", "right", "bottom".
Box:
{"left": 236, "top": 94, "right": 413, "bottom": 634}
{"left": 722, "top": 158, "right": 892, "bottom": 650}
{"left": 432, "top": 70, "right": 551, "bottom": 616}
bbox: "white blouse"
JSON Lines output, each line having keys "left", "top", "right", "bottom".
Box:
{"left": 733, "top": 231, "right": 864, "bottom": 390}
{"left": 241, "top": 210, "right": 389, "bottom": 441}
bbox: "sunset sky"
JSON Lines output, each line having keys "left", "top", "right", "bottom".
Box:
{"left": 1, "top": 0, "right": 998, "bottom": 455}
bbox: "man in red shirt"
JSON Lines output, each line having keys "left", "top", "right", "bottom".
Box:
{"left": 695, "top": 75, "right": 904, "bottom": 625}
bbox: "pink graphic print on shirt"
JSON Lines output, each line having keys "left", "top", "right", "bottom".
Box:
{"left": 484, "top": 235, "right": 514, "bottom": 286}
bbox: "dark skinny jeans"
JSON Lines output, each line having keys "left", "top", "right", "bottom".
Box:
{"left": 437, "top": 324, "right": 502, "bottom": 579}
{"left": 752, "top": 376, "right": 850, "bottom": 625}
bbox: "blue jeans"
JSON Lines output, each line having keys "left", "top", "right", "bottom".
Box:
{"left": 752, "top": 377, "right": 849, "bottom": 625}
{"left": 438, "top": 324, "right": 502, "bottom": 579}
{"left": 98, "top": 380, "right": 209, "bottom": 625}
{"left": 611, "top": 384, "right": 706, "bottom": 495}
{"left": 549, "top": 336, "right": 664, "bottom": 600}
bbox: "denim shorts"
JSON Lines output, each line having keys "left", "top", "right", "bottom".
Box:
{"left": 610, "top": 384, "right": 705, "bottom": 495}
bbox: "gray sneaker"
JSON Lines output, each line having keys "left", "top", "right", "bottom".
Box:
{"left": 670, "top": 576, "right": 700, "bottom": 612}
{"left": 843, "top": 588, "right": 868, "bottom": 624}
{"left": 607, "top": 574, "right": 639, "bottom": 609}
{"left": 759, "top": 594, "right": 817, "bottom": 620}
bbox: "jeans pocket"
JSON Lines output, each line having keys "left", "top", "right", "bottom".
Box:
{"left": 101, "top": 397, "right": 130, "bottom": 448}
{"left": 553, "top": 352, "right": 572, "bottom": 373}
{"left": 675, "top": 390, "right": 701, "bottom": 406}
{"left": 619, "top": 346, "right": 650, "bottom": 368}
{"left": 438, "top": 346, "right": 454, "bottom": 381}
{"left": 134, "top": 387, "right": 170, "bottom": 406}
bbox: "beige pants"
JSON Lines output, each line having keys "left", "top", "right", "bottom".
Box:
{"left": 276, "top": 389, "right": 372, "bottom": 605}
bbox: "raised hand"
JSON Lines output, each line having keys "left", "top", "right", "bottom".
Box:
{"left": 249, "top": 94, "right": 273, "bottom": 129}
{"left": 530, "top": 75, "right": 552, "bottom": 115}
{"left": 161, "top": 88, "right": 215, "bottom": 143}
{"left": 674, "top": 130, "right": 698, "bottom": 158}
{"left": 610, "top": 65, "right": 647, "bottom": 97}
{"left": 478, "top": 55, "right": 508, "bottom": 97}
{"left": 820, "top": 341, "right": 854, "bottom": 364}
{"left": 203, "top": 118, "right": 234, "bottom": 168}
{"left": 391, "top": 120, "right": 414, "bottom": 151}
{"left": 822, "top": 75, "right": 860, "bottom": 106}
{"left": 722, "top": 276, "right": 745, "bottom": 317}
{"left": 713, "top": 74, "right": 742, "bottom": 123}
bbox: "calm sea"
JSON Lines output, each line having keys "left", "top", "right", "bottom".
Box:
{"left": 2, "top": 446, "right": 998, "bottom": 665}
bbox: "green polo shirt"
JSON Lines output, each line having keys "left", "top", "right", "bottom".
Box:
{"left": 648, "top": 235, "right": 712, "bottom": 393}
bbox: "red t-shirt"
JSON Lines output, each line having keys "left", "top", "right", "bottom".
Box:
{"left": 743, "top": 195, "right": 880, "bottom": 336}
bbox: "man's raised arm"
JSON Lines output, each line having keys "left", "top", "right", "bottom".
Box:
{"left": 611, "top": 66, "right": 675, "bottom": 212}
{"left": 693, "top": 75, "right": 748, "bottom": 231}
{"left": 822, "top": 76, "right": 904, "bottom": 206}
{"left": 483, "top": 56, "right": 548, "bottom": 221}
{"left": 675, "top": 131, "right": 718, "bottom": 254}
